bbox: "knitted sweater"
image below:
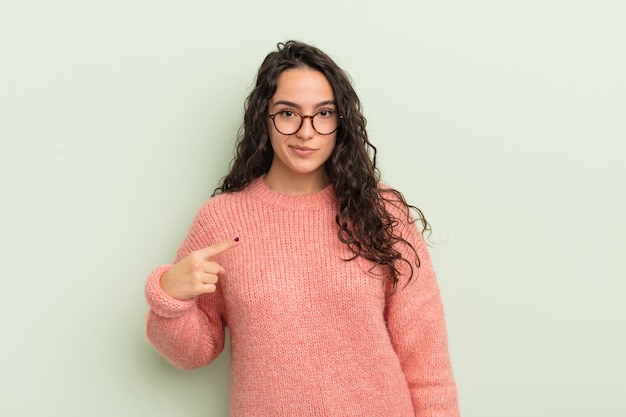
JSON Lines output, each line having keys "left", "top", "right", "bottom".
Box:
{"left": 145, "top": 177, "right": 459, "bottom": 417}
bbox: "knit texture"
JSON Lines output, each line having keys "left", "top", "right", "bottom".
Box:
{"left": 145, "top": 177, "right": 459, "bottom": 417}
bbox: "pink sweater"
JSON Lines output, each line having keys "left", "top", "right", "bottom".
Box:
{"left": 145, "top": 177, "right": 459, "bottom": 416}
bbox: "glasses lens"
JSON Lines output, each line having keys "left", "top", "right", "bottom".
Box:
{"left": 274, "top": 111, "right": 301, "bottom": 135}
{"left": 312, "top": 110, "right": 339, "bottom": 135}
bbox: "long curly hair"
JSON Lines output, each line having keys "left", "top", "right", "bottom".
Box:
{"left": 214, "top": 41, "right": 431, "bottom": 293}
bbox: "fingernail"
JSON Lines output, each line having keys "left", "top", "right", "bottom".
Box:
{"left": 234, "top": 237, "right": 240, "bottom": 242}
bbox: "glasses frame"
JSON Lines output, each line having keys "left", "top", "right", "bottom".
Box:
{"left": 268, "top": 110, "right": 344, "bottom": 136}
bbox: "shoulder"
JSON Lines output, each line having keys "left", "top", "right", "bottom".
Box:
{"left": 377, "top": 181, "right": 430, "bottom": 247}
{"left": 193, "top": 178, "right": 265, "bottom": 224}
{"left": 377, "top": 182, "right": 412, "bottom": 222}
{"left": 178, "top": 186, "right": 253, "bottom": 255}
{"left": 376, "top": 181, "right": 403, "bottom": 201}
{"left": 195, "top": 187, "right": 250, "bottom": 221}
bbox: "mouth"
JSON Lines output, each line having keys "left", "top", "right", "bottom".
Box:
{"left": 289, "top": 145, "right": 317, "bottom": 156}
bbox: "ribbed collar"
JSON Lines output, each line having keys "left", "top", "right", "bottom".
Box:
{"left": 246, "top": 176, "right": 337, "bottom": 212}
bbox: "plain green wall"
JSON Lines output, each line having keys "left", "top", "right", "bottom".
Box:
{"left": 1, "top": 1, "right": 625, "bottom": 416}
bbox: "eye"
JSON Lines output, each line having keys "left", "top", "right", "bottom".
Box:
{"left": 278, "top": 110, "right": 296, "bottom": 118}
{"left": 317, "top": 109, "right": 335, "bottom": 118}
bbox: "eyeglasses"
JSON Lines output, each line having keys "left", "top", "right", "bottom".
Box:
{"left": 268, "top": 110, "right": 343, "bottom": 135}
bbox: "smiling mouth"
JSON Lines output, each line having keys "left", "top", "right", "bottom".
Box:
{"left": 290, "top": 145, "right": 317, "bottom": 156}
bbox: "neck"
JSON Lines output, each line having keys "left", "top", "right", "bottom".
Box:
{"left": 263, "top": 169, "right": 329, "bottom": 195}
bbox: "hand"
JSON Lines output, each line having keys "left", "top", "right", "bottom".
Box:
{"left": 160, "top": 238, "right": 240, "bottom": 300}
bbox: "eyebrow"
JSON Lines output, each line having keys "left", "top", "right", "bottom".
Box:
{"left": 271, "top": 100, "right": 337, "bottom": 109}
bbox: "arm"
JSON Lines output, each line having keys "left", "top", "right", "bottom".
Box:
{"left": 144, "top": 204, "right": 227, "bottom": 370}
{"left": 385, "top": 209, "right": 460, "bottom": 416}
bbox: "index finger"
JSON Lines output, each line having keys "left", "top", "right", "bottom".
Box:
{"left": 199, "top": 237, "right": 240, "bottom": 259}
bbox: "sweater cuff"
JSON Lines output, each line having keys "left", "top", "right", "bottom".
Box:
{"left": 145, "top": 265, "right": 196, "bottom": 318}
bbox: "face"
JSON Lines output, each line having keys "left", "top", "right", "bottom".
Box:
{"left": 265, "top": 67, "right": 337, "bottom": 191}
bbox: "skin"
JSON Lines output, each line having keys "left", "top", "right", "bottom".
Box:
{"left": 160, "top": 239, "right": 239, "bottom": 300}
{"left": 161, "top": 68, "right": 337, "bottom": 299}
{"left": 263, "top": 67, "right": 337, "bottom": 195}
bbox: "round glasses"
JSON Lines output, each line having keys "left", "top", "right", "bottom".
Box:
{"left": 269, "top": 110, "right": 343, "bottom": 135}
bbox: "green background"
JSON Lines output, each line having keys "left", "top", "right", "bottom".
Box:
{"left": 1, "top": 1, "right": 624, "bottom": 416}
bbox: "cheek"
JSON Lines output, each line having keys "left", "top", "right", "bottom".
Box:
{"left": 267, "top": 122, "right": 280, "bottom": 147}
{"left": 322, "top": 138, "right": 337, "bottom": 162}
{"left": 267, "top": 130, "right": 284, "bottom": 152}
{"left": 327, "top": 137, "right": 337, "bottom": 154}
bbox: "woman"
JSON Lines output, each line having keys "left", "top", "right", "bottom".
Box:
{"left": 145, "top": 40, "right": 460, "bottom": 416}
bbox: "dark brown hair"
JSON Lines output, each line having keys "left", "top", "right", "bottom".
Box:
{"left": 214, "top": 40, "right": 430, "bottom": 293}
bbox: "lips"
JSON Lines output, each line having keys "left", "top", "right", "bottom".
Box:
{"left": 290, "top": 145, "right": 316, "bottom": 156}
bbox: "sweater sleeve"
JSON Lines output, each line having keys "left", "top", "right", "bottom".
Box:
{"left": 384, "top": 203, "right": 460, "bottom": 417}
{"left": 144, "top": 203, "right": 226, "bottom": 370}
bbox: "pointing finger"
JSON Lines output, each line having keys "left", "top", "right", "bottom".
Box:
{"left": 199, "top": 237, "right": 240, "bottom": 259}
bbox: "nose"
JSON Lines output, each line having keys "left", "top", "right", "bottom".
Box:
{"left": 296, "top": 115, "right": 316, "bottom": 140}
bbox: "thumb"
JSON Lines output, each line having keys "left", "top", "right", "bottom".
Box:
{"left": 199, "top": 237, "right": 240, "bottom": 259}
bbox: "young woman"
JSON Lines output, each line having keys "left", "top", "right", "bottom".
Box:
{"left": 145, "top": 41, "right": 460, "bottom": 416}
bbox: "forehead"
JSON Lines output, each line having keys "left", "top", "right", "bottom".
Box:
{"left": 270, "top": 68, "right": 335, "bottom": 106}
